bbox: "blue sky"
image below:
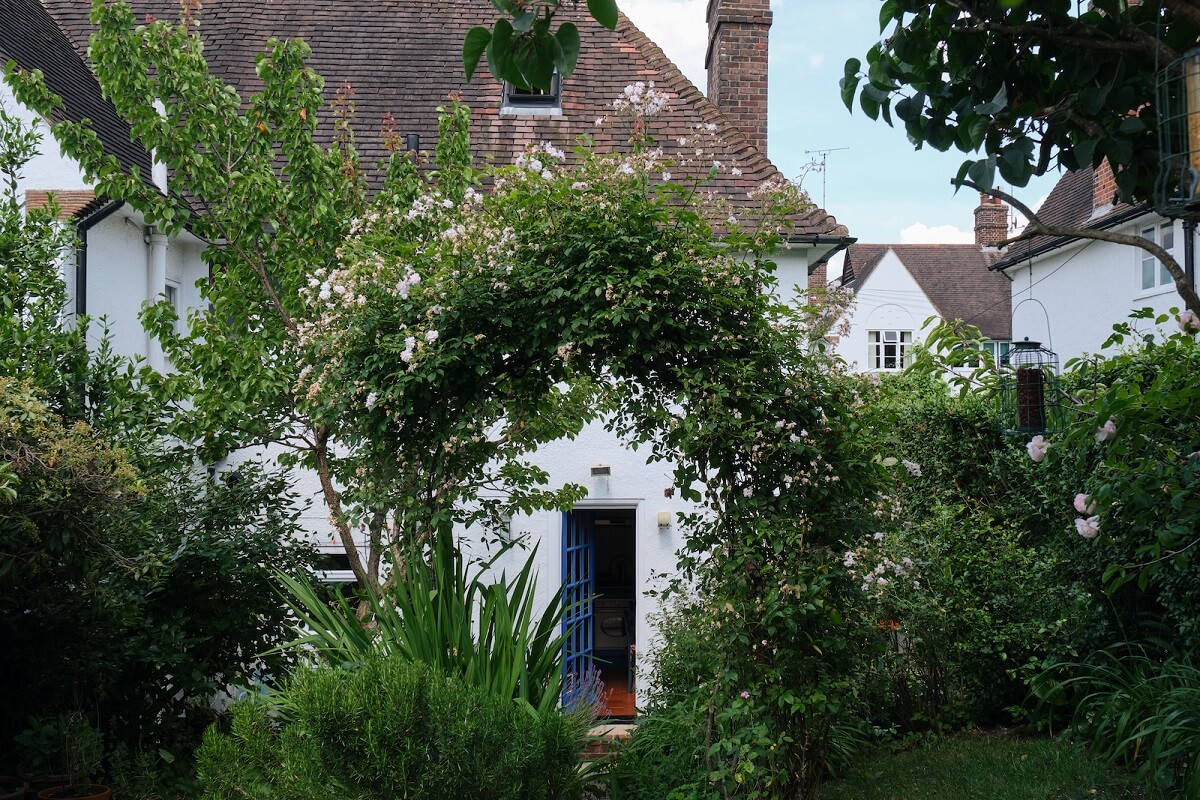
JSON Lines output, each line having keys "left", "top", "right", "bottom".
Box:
{"left": 622, "top": 0, "right": 1060, "bottom": 245}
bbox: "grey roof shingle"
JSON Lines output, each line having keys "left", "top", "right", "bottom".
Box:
{"left": 1, "top": 0, "right": 153, "bottom": 179}
{"left": 843, "top": 243, "right": 1010, "bottom": 340}
{"left": 36, "top": 0, "right": 846, "bottom": 237}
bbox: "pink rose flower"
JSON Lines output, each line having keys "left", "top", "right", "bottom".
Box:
{"left": 1075, "top": 516, "right": 1101, "bottom": 540}
{"left": 1026, "top": 435, "right": 1050, "bottom": 463}
{"left": 1095, "top": 419, "right": 1117, "bottom": 443}
{"left": 1180, "top": 310, "right": 1200, "bottom": 334}
{"left": 1073, "top": 493, "right": 1096, "bottom": 515}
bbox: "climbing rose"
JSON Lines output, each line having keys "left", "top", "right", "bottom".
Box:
{"left": 740, "top": 691, "right": 750, "bottom": 699}
{"left": 1026, "top": 435, "right": 1050, "bottom": 463}
{"left": 1180, "top": 309, "right": 1200, "bottom": 334}
{"left": 1073, "top": 493, "right": 1096, "bottom": 515}
{"left": 1075, "top": 515, "right": 1101, "bottom": 540}
{"left": 1095, "top": 419, "right": 1117, "bottom": 443}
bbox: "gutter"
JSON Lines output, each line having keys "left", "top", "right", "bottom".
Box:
{"left": 990, "top": 204, "right": 1149, "bottom": 272}
{"left": 789, "top": 234, "right": 857, "bottom": 275}
{"left": 72, "top": 199, "right": 125, "bottom": 316}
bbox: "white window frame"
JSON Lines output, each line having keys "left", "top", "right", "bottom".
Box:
{"left": 868, "top": 329, "right": 913, "bottom": 371}
{"left": 1139, "top": 220, "right": 1176, "bottom": 293}
{"left": 164, "top": 280, "right": 182, "bottom": 336}
{"left": 501, "top": 71, "right": 562, "bottom": 116}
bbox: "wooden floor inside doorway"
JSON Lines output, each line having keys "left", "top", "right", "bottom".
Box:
{"left": 598, "top": 662, "right": 635, "bottom": 719}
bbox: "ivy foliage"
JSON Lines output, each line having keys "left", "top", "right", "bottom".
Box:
{"left": 842, "top": 0, "right": 1200, "bottom": 200}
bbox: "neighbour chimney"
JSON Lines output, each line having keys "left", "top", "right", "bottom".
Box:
{"left": 807, "top": 263, "right": 828, "bottom": 292}
{"left": 1092, "top": 159, "right": 1117, "bottom": 212}
{"left": 974, "top": 193, "right": 1010, "bottom": 247}
{"left": 706, "top": 0, "right": 772, "bottom": 154}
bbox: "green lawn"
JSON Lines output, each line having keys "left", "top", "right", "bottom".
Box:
{"left": 819, "top": 735, "right": 1143, "bottom": 800}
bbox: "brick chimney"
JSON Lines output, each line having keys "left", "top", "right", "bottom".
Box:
{"left": 974, "top": 193, "right": 1010, "bottom": 247}
{"left": 706, "top": 0, "right": 772, "bottom": 154}
{"left": 1092, "top": 159, "right": 1117, "bottom": 212}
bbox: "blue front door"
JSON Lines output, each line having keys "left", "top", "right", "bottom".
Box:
{"left": 561, "top": 509, "right": 596, "bottom": 706}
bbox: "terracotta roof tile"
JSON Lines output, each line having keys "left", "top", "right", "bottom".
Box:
{"left": 23, "top": 187, "right": 95, "bottom": 218}
{"left": 1, "top": 0, "right": 153, "bottom": 178}
{"left": 37, "top": 0, "right": 845, "bottom": 237}
{"left": 843, "top": 243, "right": 1010, "bottom": 340}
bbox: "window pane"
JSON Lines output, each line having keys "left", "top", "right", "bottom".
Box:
{"left": 883, "top": 343, "right": 897, "bottom": 369}
{"left": 1160, "top": 262, "right": 1173, "bottom": 286}
{"left": 1162, "top": 224, "right": 1175, "bottom": 252}
{"left": 884, "top": 331, "right": 897, "bottom": 342}
{"left": 1143, "top": 259, "right": 1157, "bottom": 290}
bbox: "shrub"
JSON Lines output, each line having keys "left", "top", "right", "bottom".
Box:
{"left": 1038, "top": 643, "right": 1200, "bottom": 798}
{"left": 851, "top": 375, "right": 1103, "bottom": 730}
{"left": 197, "top": 655, "right": 591, "bottom": 800}
{"left": 0, "top": 378, "right": 317, "bottom": 779}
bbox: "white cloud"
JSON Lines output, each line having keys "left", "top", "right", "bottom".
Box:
{"left": 620, "top": 0, "right": 709, "bottom": 89}
{"left": 808, "top": 53, "right": 826, "bottom": 69}
{"left": 899, "top": 222, "right": 975, "bottom": 244}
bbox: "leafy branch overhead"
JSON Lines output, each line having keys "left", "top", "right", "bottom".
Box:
{"left": 841, "top": 0, "right": 1200, "bottom": 202}
{"left": 463, "top": 0, "right": 618, "bottom": 90}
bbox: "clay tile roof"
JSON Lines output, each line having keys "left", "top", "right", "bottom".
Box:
{"left": 993, "top": 167, "right": 1143, "bottom": 270}
{"left": 23, "top": 188, "right": 95, "bottom": 218}
{"left": 843, "top": 243, "right": 1010, "bottom": 340}
{"left": 1, "top": 0, "right": 153, "bottom": 179}
{"left": 37, "top": 0, "right": 846, "bottom": 237}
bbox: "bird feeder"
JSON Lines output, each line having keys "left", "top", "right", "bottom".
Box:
{"left": 1000, "top": 340, "right": 1064, "bottom": 436}
{"left": 1154, "top": 46, "right": 1200, "bottom": 219}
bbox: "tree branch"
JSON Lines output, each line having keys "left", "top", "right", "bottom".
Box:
{"left": 962, "top": 180, "right": 1200, "bottom": 317}
{"left": 311, "top": 425, "right": 379, "bottom": 596}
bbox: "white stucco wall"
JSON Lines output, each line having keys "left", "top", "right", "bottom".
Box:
{"left": 5, "top": 83, "right": 209, "bottom": 364}
{"left": 2, "top": 82, "right": 90, "bottom": 198}
{"left": 1005, "top": 214, "right": 1198, "bottom": 363}
{"left": 833, "top": 249, "right": 941, "bottom": 371}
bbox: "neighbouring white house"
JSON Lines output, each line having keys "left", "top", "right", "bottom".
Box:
{"left": 993, "top": 163, "right": 1200, "bottom": 363}
{"left": 1, "top": 0, "right": 209, "bottom": 368}
{"left": 833, "top": 195, "right": 1013, "bottom": 372}
{"left": 4, "top": 0, "right": 853, "bottom": 712}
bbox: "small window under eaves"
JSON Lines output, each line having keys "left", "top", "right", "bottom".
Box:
{"left": 501, "top": 72, "right": 562, "bottom": 116}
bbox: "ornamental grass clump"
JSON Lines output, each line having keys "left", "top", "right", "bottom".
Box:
{"left": 277, "top": 529, "right": 573, "bottom": 715}
{"left": 197, "top": 655, "right": 590, "bottom": 800}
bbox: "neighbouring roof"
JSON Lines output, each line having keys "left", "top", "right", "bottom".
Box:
{"left": 842, "top": 243, "right": 1010, "bottom": 340}
{"left": 992, "top": 166, "right": 1146, "bottom": 271}
{"left": 23, "top": 187, "right": 95, "bottom": 218}
{"left": 37, "top": 0, "right": 846, "bottom": 238}
{"left": 0, "top": 0, "right": 153, "bottom": 179}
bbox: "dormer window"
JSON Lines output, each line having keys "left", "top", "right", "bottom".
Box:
{"left": 501, "top": 72, "right": 562, "bottom": 116}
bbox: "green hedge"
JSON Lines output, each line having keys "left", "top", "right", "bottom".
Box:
{"left": 197, "top": 655, "right": 590, "bottom": 800}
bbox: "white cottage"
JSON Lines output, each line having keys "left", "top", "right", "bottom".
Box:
{"left": 834, "top": 196, "right": 1012, "bottom": 372}
{"left": 993, "top": 164, "right": 1199, "bottom": 363}
{"left": 5, "top": 0, "right": 852, "bottom": 713}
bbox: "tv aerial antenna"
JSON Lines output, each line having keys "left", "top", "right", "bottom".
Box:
{"left": 802, "top": 146, "right": 849, "bottom": 209}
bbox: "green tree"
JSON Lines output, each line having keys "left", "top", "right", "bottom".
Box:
{"left": 842, "top": 0, "right": 1200, "bottom": 315}
{"left": 7, "top": 0, "right": 874, "bottom": 605}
